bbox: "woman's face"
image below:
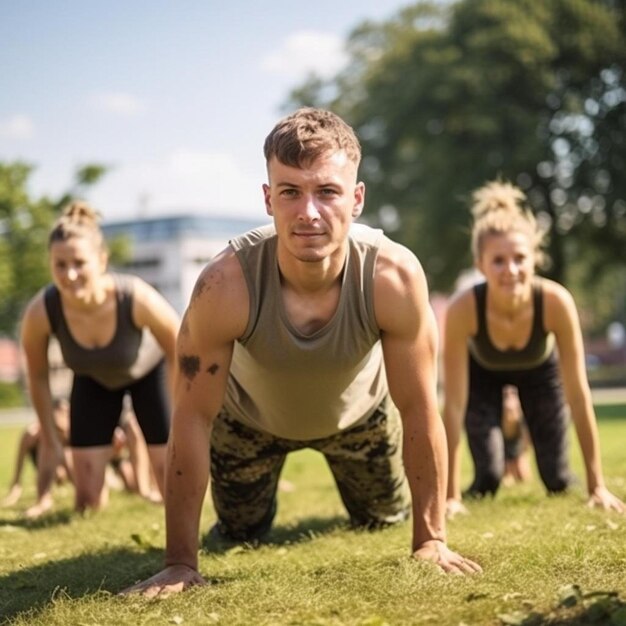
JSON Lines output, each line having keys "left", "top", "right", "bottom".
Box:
{"left": 49, "top": 236, "right": 107, "bottom": 304}
{"left": 477, "top": 231, "right": 535, "bottom": 299}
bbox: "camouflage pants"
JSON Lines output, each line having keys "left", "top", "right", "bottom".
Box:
{"left": 210, "top": 396, "right": 411, "bottom": 540}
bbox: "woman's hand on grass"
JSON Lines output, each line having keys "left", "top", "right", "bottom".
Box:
{"left": 445, "top": 497, "right": 468, "bottom": 520}
{"left": 120, "top": 564, "right": 206, "bottom": 598}
{"left": 25, "top": 493, "right": 53, "bottom": 518}
{"left": 587, "top": 486, "right": 625, "bottom": 513}
{"left": 1, "top": 484, "right": 23, "bottom": 507}
{"left": 413, "top": 540, "right": 482, "bottom": 575}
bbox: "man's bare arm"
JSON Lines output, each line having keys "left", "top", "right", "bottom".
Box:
{"left": 122, "top": 249, "right": 249, "bottom": 596}
{"left": 375, "top": 239, "right": 481, "bottom": 574}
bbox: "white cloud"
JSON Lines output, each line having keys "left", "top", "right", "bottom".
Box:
{"left": 88, "top": 149, "right": 266, "bottom": 221}
{"left": 0, "top": 114, "right": 35, "bottom": 139}
{"left": 91, "top": 92, "right": 146, "bottom": 116}
{"left": 260, "top": 31, "right": 348, "bottom": 80}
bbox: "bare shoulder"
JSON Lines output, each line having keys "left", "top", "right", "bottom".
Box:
{"left": 541, "top": 277, "right": 575, "bottom": 307}
{"left": 22, "top": 289, "right": 49, "bottom": 331}
{"left": 188, "top": 247, "right": 247, "bottom": 309}
{"left": 446, "top": 285, "right": 475, "bottom": 318}
{"left": 375, "top": 236, "right": 425, "bottom": 293}
{"left": 373, "top": 237, "right": 428, "bottom": 332}
{"left": 443, "top": 285, "right": 476, "bottom": 340}
{"left": 540, "top": 277, "right": 578, "bottom": 329}
{"left": 20, "top": 289, "right": 51, "bottom": 353}
{"left": 183, "top": 246, "right": 249, "bottom": 341}
{"left": 126, "top": 274, "right": 179, "bottom": 326}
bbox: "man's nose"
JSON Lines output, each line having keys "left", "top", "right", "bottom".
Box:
{"left": 67, "top": 268, "right": 78, "bottom": 281}
{"left": 299, "top": 195, "right": 321, "bottom": 220}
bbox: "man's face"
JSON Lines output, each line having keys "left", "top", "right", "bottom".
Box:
{"left": 262, "top": 150, "right": 365, "bottom": 264}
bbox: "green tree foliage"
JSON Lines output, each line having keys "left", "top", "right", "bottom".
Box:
{"left": 0, "top": 162, "right": 109, "bottom": 338}
{"left": 285, "top": 0, "right": 626, "bottom": 302}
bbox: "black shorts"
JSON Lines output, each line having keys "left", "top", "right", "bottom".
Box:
{"left": 69, "top": 361, "right": 170, "bottom": 447}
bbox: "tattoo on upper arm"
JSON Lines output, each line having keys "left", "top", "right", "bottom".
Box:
{"left": 207, "top": 363, "right": 219, "bottom": 375}
{"left": 179, "top": 355, "right": 200, "bottom": 381}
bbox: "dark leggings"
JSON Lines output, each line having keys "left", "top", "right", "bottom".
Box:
{"left": 69, "top": 361, "right": 170, "bottom": 447}
{"left": 465, "top": 352, "right": 573, "bottom": 497}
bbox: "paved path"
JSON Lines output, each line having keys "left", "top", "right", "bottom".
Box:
{"left": 0, "top": 406, "right": 33, "bottom": 426}
{"left": 1, "top": 387, "right": 625, "bottom": 427}
{"left": 590, "top": 387, "right": 626, "bottom": 405}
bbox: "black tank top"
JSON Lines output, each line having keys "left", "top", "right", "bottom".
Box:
{"left": 468, "top": 280, "right": 554, "bottom": 371}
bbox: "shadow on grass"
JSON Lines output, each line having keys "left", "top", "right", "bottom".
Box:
{"left": 0, "top": 509, "right": 73, "bottom": 530}
{"left": 0, "top": 547, "right": 172, "bottom": 623}
{"left": 0, "top": 546, "right": 234, "bottom": 623}
{"left": 200, "top": 514, "right": 349, "bottom": 554}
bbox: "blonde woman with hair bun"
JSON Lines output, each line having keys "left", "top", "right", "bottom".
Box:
{"left": 443, "top": 180, "right": 624, "bottom": 518}
{"left": 20, "top": 200, "right": 180, "bottom": 516}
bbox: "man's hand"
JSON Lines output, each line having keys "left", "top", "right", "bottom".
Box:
{"left": 587, "top": 486, "right": 625, "bottom": 513}
{"left": 445, "top": 497, "right": 469, "bottom": 520}
{"left": 413, "top": 539, "right": 482, "bottom": 575}
{"left": 120, "top": 564, "right": 207, "bottom": 598}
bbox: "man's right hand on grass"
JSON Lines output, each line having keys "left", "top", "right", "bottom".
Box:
{"left": 120, "top": 564, "right": 206, "bottom": 598}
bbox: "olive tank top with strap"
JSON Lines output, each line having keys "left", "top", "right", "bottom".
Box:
{"left": 223, "top": 223, "right": 388, "bottom": 441}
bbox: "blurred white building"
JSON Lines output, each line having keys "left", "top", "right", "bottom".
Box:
{"left": 103, "top": 214, "right": 268, "bottom": 313}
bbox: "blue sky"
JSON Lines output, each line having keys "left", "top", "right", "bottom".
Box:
{"left": 1, "top": 1, "right": 411, "bottom": 222}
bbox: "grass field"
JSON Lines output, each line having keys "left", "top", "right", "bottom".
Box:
{"left": 1, "top": 405, "right": 625, "bottom": 625}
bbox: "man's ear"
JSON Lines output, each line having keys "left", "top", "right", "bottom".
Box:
{"left": 263, "top": 184, "right": 273, "bottom": 216}
{"left": 352, "top": 181, "right": 365, "bottom": 218}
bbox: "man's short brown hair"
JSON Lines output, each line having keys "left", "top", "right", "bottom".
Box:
{"left": 263, "top": 107, "right": 361, "bottom": 168}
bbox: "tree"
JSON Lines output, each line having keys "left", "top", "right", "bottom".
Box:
{"left": 285, "top": 0, "right": 626, "bottom": 308}
{"left": 0, "top": 162, "right": 108, "bottom": 338}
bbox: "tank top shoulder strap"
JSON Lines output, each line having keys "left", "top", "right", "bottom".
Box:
{"left": 111, "top": 273, "right": 135, "bottom": 321}
{"left": 472, "top": 281, "right": 488, "bottom": 338}
{"left": 43, "top": 284, "right": 62, "bottom": 332}
{"left": 531, "top": 279, "right": 545, "bottom": 334}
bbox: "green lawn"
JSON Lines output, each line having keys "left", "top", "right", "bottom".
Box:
{"left": 1, "top": 407, "right": 625, "bottom": 625}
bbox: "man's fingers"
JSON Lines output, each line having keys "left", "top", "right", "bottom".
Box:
{"left": 460, "top": 557, "right": 483, "bottom": 573}
{"left": 120, "top": 572, "right": 206, "bottom": 598}
{"left": 442, "top": 556, "right": 482, "bottom": 576}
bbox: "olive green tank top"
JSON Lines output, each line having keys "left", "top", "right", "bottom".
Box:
{"left": 468, "top": 280, "right": 555, "bottom": 371}
{"left": 44, "top": 273, "right": 164, "bottom": 390}
{"left": 224, "top": 223, "right": 388, "bottom": 440}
